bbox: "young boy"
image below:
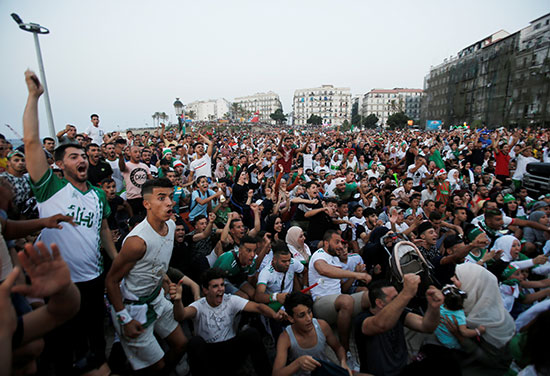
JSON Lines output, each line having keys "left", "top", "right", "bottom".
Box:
{"left": 99, "top": 177, "right": 133, "bottom": 233}
{"left": 272, "top": 292, "right": 354, "bottom": 376}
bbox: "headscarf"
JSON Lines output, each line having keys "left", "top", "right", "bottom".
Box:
{"left": 528, "top": 210, "right": 546, "bottom": 224}
{"left": 455, "top": 263, "right": 515, "bottom": 348}
{"left": 491, "top": 235, "right": 520, "bottom": 262}
{"left": 285, "top": 226, "right": 310, "bottom": 262}
{"left": 447, "top": 169, "right": 459, "bottom": 188}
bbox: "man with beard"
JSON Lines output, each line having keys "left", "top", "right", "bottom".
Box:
{"left": 106, "top": 178, "right": 187, "bottom": 374}
{"left": 22, "top": 70, "right": 117, "bottom": 375}
{"left": 141, "top": 146, "right": 159, "bottom": 178}
{"left": 119, "top": 145, "right": 152, "bottom": 216}
{"left": 86, "top": 143, "right": 113, "bottom": 186}
{"left": 171, "top": 267, "right": 282, "bottom": 376}
{"left": 104, "top": 142, "right": 125, "bottom": 192}
{"left": 308, "top": 230, "right": 371, "bottom": 369}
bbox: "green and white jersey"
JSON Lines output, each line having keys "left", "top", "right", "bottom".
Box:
{"left": 31, "top": 169, "right": 110, "bottom": 283}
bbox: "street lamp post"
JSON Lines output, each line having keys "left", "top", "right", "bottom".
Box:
{"left": 11, "top": 13, "right": 56, "bottom": 141}
{"left": 173, "top": 98, "right": 184, "bottom": 133}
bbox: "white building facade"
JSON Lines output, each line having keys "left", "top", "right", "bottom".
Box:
{"left": 361, "top": 88, "right": 423, "bottom": 126}
{"left": 233, "top": 91, "right": 282, "bottom": 124}
{"left": 186, "top": 98, "right": 231, "bottom": 121}
{"left": 293, "top": 85, "right": 352, "bottom": 126}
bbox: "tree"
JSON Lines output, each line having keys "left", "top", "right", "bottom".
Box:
{"left": 341, "top": 120, "right": 352, "bottom": 132}
{"left": 269, "top": 108, "right": 287, "bottom": 125}
{"left": 363, "top": 114, "right": 379, "bottom": 128}
{"left": 386, "top": 112, "right": 409, "bottom": 129}
{"left": 351, "top": 114, "right": 362, "bottom": 126}
{"left": 306, "top": 114, "right": 323, "bottom": 125}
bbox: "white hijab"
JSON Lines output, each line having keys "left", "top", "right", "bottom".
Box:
{"left": 491, "top": 235, "right": 519, "bottom": 262}
{"left": 447, "top": 169, "right": 459, "bottom": 187}
{"left": 455, "top": 263, "right": 515, "bottom": 348}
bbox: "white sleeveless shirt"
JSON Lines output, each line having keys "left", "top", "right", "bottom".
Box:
{"left": 122, "top": 218, "right": 175, "bottom": 297}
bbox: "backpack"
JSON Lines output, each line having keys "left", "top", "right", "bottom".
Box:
{"left": 386, "top": 241, "right": 435, "bottom": 296}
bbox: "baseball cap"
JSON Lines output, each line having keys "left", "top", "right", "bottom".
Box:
{"left": 7, "top": 150, "right": 24, "bottom": 159}
{"left": 173, "top": 160, "right": 184, "bottom": 168}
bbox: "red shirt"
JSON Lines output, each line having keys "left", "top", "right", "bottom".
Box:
{"left": 277, "top": 146, "right": 295, "bottom": 173}
{"left": 494, "top": 151, "right": 511, "bottom": 176}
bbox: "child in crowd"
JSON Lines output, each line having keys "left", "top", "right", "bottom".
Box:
{"left": 435, "top": 284, "right": 485, "bottom": 349}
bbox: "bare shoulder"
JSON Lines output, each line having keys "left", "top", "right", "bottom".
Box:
{"left": 120, "top": 235, "right": 147, "bottom": 261}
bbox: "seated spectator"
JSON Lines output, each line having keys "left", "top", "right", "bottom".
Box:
{"left": 272, "top": 292, "right": 354, "bottom": 376}
{"left": 354, "top": 275, "right": 443, "bottom": 375}
{"left": 171, "top": 268, "right": 282, "bottom": 376}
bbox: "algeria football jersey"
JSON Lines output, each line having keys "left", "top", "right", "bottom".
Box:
{"left": 31, "top": 168, "right": 110, "bottom": 283}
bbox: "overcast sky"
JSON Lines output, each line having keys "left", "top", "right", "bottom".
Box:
{"left": 1, "top": 0, "right": 548, "bottom": 138}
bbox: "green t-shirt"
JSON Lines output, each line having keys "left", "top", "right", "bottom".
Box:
{"left": 213, "top": 249, "right": 257, "bottom": 278}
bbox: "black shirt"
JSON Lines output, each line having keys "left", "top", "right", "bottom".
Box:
{"left": 87, "top": 160, "right": 113, "bottom": 186}
{"left": 354, "top": 309, "right": 409, "bottom": 376}
{"left": 431, "top": 255, "right": 456, "bottom": 288}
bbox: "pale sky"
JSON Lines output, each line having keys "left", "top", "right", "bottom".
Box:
{"left": 1, "top": 0, "right": 548, "bottom": 138}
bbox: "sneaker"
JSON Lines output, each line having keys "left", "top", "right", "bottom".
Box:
{"left": 346, "top": 351, "right": 360, "bottom": 372}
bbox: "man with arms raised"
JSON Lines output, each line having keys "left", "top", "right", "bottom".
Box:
{"left": 188, "top": 133, "right": 214, "bottom": 181}
{"left": 106, "top": 178, "right": 186, "bottom": 374}
{"left": 22, "top": 70, "right": 117, "bottom": 375}
{"left": 171, "top": 267, "right": 283, "bottom": 376}
{"left": 354, "top": 275, "right": 443, "bottom": 375}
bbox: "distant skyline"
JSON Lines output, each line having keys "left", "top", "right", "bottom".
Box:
{"left": 1, "top": 0, "right": 548, "bottom": 138}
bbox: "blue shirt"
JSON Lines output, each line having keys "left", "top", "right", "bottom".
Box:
{"left": 435, "top": 305, "right": 466, "bottom": 349}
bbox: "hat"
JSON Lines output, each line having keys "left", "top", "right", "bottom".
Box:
{"left": 390, "top": 206, "right": 403, "bottom": 214}
{"left": 7, "top": 150, "right": 24, "bottom": 159}
{"left": 444, "top": 234, "right": 464, "bottom": 249}
{"left": 173, "top": 160, "right": 184, "bottom": 168}
{"left": 531, "top": 201, "right": 548, "bottom": 212}
{"left": 162, "top": 148, "right": 172, "bottom": 156}
{"left": 416, "top": 221, "right": 433, "bottom": 235}
{"left": 538, "top": 193, "right": 550, "bottom": 200}
{"left": 435, "top": 168, "right": 447, "bottom": 177}
{"left": 501, "top": 263, "right": 519, "bottom": 280}
{"left": 334, "top": 178, "right": 346, "bottom": 185}
{"left": 503, "top": 194, "right": 516, "bottom": 204}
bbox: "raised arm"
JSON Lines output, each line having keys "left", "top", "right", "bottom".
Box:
{"left": 22, "top": 70, "right": 49, "bottom": 182}
{"left": 200, "top": 133, "right": 214, "bottom": 157}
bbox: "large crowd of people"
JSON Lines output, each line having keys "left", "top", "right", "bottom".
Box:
{"left": 2, "top": 70, "right": 550, "bottom": 376}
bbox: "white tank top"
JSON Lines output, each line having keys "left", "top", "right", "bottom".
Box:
{"left": 122, "top": 218, "right": 175, "bottom": 297}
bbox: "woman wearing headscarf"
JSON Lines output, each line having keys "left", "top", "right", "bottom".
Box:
{"left": 285, "top": 226, "right": 311, "bottom": 265}
{"left": 523, "top": 211, "right": 548, "bottom": 248}
{"left": 447, "top": 169, "right": 460, "bottom": 193}
{"left": 453, "top": 263, "right": 515, "bottom": 375}
{"left": 492, "top": 235, "right": 547, "bottom": 271}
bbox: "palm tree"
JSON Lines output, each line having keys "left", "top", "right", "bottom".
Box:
{"left": 152, "top": 112, "right": 158, "bottom": 127}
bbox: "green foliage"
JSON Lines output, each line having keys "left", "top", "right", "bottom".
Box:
{"left": 351, "top": 114, "right": 362, "bottom": 126}
{"left": 386, "top": 112, "right": 409, "bottom": 129}
{"left": 307, "top": 114, "right": 323, "bottom": 125}
{"left": 341, "top": 120, "right": 352, "bottom": 132}
{"left": 269, "top": 109, "right": 287, "bottom": 125}
{"left": 363, "top": 113, "right": 379, "bottom": 128}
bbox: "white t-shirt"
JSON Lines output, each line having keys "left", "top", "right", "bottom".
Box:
{"left": 257, "top": 259, "right": 304, "bottom": 294}
{"left": 190, "top": 154, "right": 212, "bottom": 178}
{"left": 308, "top": 249, "right": 342, "bottom": 300}
{"left": 85, "top": 125, "right": 105, "bottom": 146}
{"left": 512, "top": 155, "right": 539, "bottom": 181}
{"left": 314, "top": 165, "right": 330, "bottom": 175}
{"left": 121, "top": 161, "right": 150, "bottom": 199}
{"left": 107, "top": 158, "right": 124, "bottom": 192}
{"left": 340, "top": 253, "right": 364, "bottom": 283}
{"left": 190, "top": 294, "right": 248, "bottom": 343}
{"left": 385, "top": 221, "right": 409, "bottom": 233}
{"left": 407, "top": 165, "right": 428, "bottom": 187}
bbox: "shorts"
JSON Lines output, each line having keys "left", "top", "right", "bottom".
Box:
{"left": 313, "top": 292, "right": 364, "bottom": 325}
{"left": 111, "top": 293, "right": 179, "bottom": 370}
{"left": 224, "top": 278, "right": 249, "bottom": 295}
